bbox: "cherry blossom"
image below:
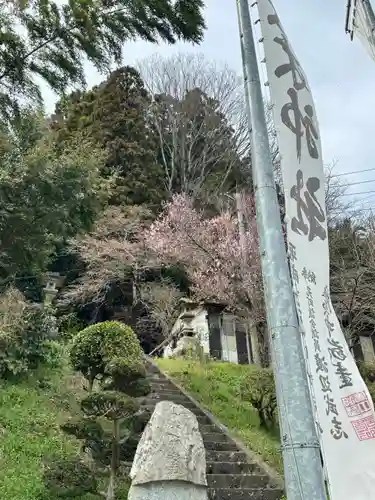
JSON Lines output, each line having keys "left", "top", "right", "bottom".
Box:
{"left": 144, "top": 194, "right": 264, "bottom": 319}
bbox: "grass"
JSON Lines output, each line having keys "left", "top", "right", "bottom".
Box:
{"left": 0, "top": 353, "right": 129, "bottom": 500}
{"left": 156, "top": 358, "right": 283, "bottom": 474}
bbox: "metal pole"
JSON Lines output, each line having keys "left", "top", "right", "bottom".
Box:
{"left": 236, "top": 2, "right": 327, "bottom": 499}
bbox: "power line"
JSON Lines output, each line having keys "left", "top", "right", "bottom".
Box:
{"left": 331, "top": 167, "right": 375, "bottom": 178}
{"left": 339, "top": 207, "right": 375, "bottom": 213}
{"left": 342, "top": 189, "right": 375, "bottom": 197}
{"left": 340, "top": 178, "right": 375, "bottom": 188}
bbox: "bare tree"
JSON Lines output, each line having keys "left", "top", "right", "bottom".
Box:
{"left": 136, "top": 280, "right": 182, "bottom": 338}
{"left": 138, "top": 52, "right": 251, "bottom": 198}
{"left": 0, "top": 286, "right": 28, "bottom": 330}
{"left": 324, "top": 160, "right": 359, "bottom": 226}
{"left": 60, "top": 206, "right": 182, "bottom": 340}
{"left": 59, "top": 206, "right": 155, "bottom": 316}
{"left": 330, "top": 216, "right": 375, "bottom": 350}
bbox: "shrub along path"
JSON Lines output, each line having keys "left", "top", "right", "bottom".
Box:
{"left": 151, "top": 358, "right": 284, "bottom": 500}
{"left": 156, "top": 358, "right": 283, "bottom": 473}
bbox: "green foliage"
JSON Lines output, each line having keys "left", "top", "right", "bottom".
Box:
{"left": 43, "top": 459, "right": 98, "bottom": 498}
{"left": 0, "top": 347, "right": 98, "bottom": 499}
{"left": 357, "top": 361, "right": 375, "bottom": 406}
{"left": 57, "top": 313, "right": 87, "bottom": 341}
{"left": 239, "top": 367, "right": 277, "bottom": 428}
{"left": 367, "top": 383, "right": 375, "bottom": 406}
{"left": 0, "top": 286, "right": 61, "bottom": 378}
{"left": 0, "top": 0, "right": 205, "bottom": 121}
{"left": 157, "top": 358, "right": 282, "bottom": 473}
{"left": 0, "top": 111, "right": 105, "bottom": 278}
{"left": 61, "top": 419, "right": 104, "bottom": 442}
{"left": 70, "top": 321, "right": 142, "bottom": 386}
{"left": 47, "top": 322, "right": 149, "bottom": 498}
{"left": 60, "top": 418, "right": 104, "bottom": 439}
{"left": 52, "top": 66, "right": 167, "bottom": 207}
{"left": 10, "top": 271, "right": 44, "bottom": 303}
{"left": 103, "top": 358, "right": 151, "bottom": 396}
{"left": 81, "top": 391, "right": 139, "bottom": 420}
{"left": 357, "top": 360, "right": 375, "bottom": 384}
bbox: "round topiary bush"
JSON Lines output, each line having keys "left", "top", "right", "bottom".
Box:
{"left": 70, "top": 321, "right": 142, "bottom": 389}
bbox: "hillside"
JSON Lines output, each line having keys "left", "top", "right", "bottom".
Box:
{"left": 0, "top": 353, "right": 130, "bottom": 500}
{"left": 156, "top": 358, "right": 283, "bottom": 473}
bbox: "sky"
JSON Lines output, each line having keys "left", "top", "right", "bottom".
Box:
{"left": 42, "top": 0, "right": 375, "bottom": 211}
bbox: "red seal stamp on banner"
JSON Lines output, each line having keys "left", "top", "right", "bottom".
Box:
{"left": 341, "top": 391, "right": 371, "bottom": 417}
{"left": 351, "top": 415, "right": 375, "bottom": 441}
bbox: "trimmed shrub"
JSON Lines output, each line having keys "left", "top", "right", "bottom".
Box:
{"left": 45, "top": 322, "right": 149, "bottom": 499}
{"left": 43, "top": 458, "right": 98, "bottom": 497}
{"left": 70, "top": 321, "right": 142, "bottom": 389}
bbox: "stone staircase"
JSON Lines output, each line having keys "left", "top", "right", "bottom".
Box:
{"left": 143, "top": 359, "right": 284, "bottom": 500}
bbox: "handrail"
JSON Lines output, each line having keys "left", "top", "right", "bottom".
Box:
{"left": 148, "top": 326, "right": 184, "bottom": 357}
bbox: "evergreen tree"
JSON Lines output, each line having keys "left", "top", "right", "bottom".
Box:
{"left": 52, "top": 67, "right": 166, "bottom": 207}
{"left": 0, "top": 0, "right": 205, "bottom": 121}
{"left": 0, "top": 110, "right": 105, "bottom": 279}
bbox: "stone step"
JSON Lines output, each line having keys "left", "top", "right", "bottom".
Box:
{"left": 147, "top": 392, "right": 193, "bottom": 405}
{"left": 207, "top": 461, "right": 260, "bottom": 475}
{"left": 149, "top": 377, "right": 177, "bottom": 385}
{"left": 145, "top": 363, "right": 284, "bottom": 500}
{"left": 144, "top": 362, "right": 160, "bottom": 373}
{"left": 149, "top": 386, "right": 181, "bottom": 394}
{"left": 204, "top": 441, "right": 238, "bottom": 451}
{"left": 151, "top": 385, "right": 184, "bottom": 396}
{"left": 149, "top": 385, "right": 179, "bottom": 394}
{"left": 205, "top": 451, "right": 248, "bottom": 463}
{"left": 208, "top": 488, "right": 284, "bottom": 500}
{"left": 207, "top": 474, "right": 270, "bottom": 490}
{"left": 196, "top": 414, "right": 217, "bottom": 426}
{"left": 200, "top": 424, "right": 221, "bottom": 434}
{"left": 202, "top": 432, "right": 232, "bottom": 444}
{"left": 147, "top": 375, "right": 171, "bottom": 384}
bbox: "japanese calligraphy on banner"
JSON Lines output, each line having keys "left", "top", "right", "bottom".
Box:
{"left": 256, "top": 0, "right": 375, "bottom": 498}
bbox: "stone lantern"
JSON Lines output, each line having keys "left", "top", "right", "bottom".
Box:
{"left": 43, "top": 272, "right": 64, "bottom": 306}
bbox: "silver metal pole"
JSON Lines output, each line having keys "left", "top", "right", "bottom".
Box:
{"left": 236, "top": 1, "right": 327, "bottom": 499}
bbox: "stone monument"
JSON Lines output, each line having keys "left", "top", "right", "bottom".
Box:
{"left": 128, "top": 401, "right": 208, "bottom": 500}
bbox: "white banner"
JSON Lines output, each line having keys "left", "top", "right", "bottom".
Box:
{"left": 352, "top": 0, "right": 375, "bottom": 62}
{"left": 256, "top": 1, "right": 375, "bottom": 498}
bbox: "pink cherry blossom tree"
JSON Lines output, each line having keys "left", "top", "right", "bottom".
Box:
{"left": 144, "top": 193, "right": 264, "bottom": 322}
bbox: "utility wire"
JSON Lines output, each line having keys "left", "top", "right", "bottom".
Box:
{"left": 330, "top": 207, "right": 375, "bottom": 214}
{"left": 342, "top": 189, "right": 375, "bottom": 197}
{"left": 331, "top": 167, "right": 375, "bottom": 178}
{"left": 340, "top": 178, "right": 375, "bottom": 188}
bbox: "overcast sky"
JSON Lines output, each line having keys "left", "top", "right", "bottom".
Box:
{"left": 43, "top": 0, "right": 375, "bottom": 209}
